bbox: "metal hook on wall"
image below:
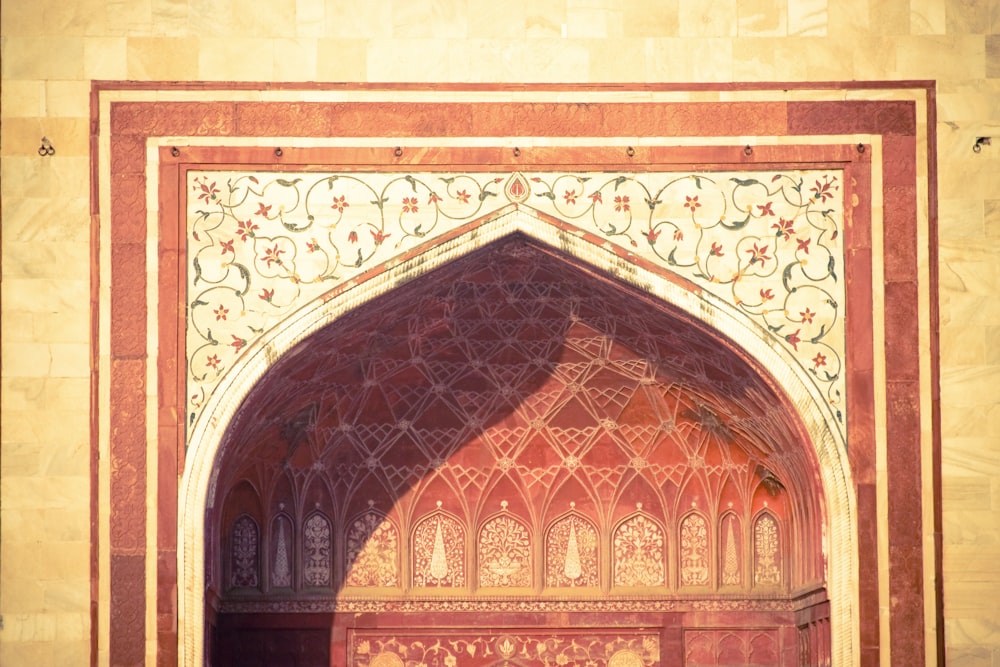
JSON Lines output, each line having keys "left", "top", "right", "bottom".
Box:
{"left": 38, "top": 137, "right": 55, "bottom": 157}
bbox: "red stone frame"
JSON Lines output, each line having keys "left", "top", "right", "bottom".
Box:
{"left": 91, "top": 83, "right": 940, "bottom": 667}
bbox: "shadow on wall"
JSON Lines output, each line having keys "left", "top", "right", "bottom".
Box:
{"left": 206, "top": 235, "right": 826, "bottom": 666}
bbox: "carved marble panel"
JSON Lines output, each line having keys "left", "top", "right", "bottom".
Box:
{"left": 187, "top": 169, "right": 846, "bottom": 439}
{"left": 613, "top": 513, "right": 666, "bottom": 588}
{"left": 270, "top": 514, "right": 292, "bottom": 589}
{"left": 412, "top": 512, "right": 465, "bottom": 588}
{"left": 230, "top": 514, "right": 259, "bottom": 589}
{"left": 302, "top": 512, "right": 332, "bottom": 587}
{"left": 680, "top": 513, "right": 710, "bottom": 587}
{"left": 753, "top": 513, "right": 782, "bottom": 587}
{"left": 545, "top": 514, "right": 599, "bottom": 588}
{"left": 478, "top": 513, "right": 532, "bottom": 588}
{"left": 345, "top": 511, "right": 399, "bottom": 588}
{"left": 350, "top": 629, "right": 660, "bottom": 666}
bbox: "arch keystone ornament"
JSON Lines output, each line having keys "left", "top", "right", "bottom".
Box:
{"left": 93, "top": 84, "right": 938, "bottom": 667}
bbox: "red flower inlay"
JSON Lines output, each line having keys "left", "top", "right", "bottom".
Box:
{"left": 371, "top": 229, "right": 390, "bottom": 245}
{"left": 746, "top": 242, "right": 770, "bottom": 264}
{"left": 402, "top": 196, "right": 419, "bottom": 213}
{"left": 348, "top": 230, "right": 358, "bottom": 243}
{"left": 564, "top": 189, "right": 577, "bottom": 205}
{"left": 195, "top": 179, "right": 219, "bottom": 203}
{"left": 772, "top": 218, "right": 794, "bottom": 240}
{"left": 206, "top": 354, "right": 221, "bottom": 369}
{"left": 259, "top": 288, "right": 274, "bottom": 302}
{"left": 757, "top": 202, "right": 775, "bottom": 216}
{"left": 262, "top": 244, "right": 284, "bottom": 267}
{"left": 810, "top": 176, "right": 838, "bottom": 203}
{"left": 812, "top": 352, "right": 827, "bottom": 368}
{"left": 800, "top": 308, "right": 815, "bottom": 324}
{"left": 237, "top": 219, "right": 259, "bottom": 241}
{"left": 797, "top": 237, "right": 811, "bottom": 254}
{"left": 455, "top": 190, "right": 470, "bottom": 204}
{"left": 760, "top": 289, "right": 774, "bottom": 301}
{"left": 786, "top": 329, "right": 802, "bottom": 350}
{"left": 615, "top": 195, "right": 630, "bottom": 212}
{"left": 306, "top": 238, "right": 320, "bottom": 253}
{"left": 220, "top": 239, "right": 235, "bottom": 254}
{"left": 428, "top": 192, "right": 442, "bottom": 205}
{"left": 214, "top": 304, "right": 229, "bottom": 321}
{"left": 673, "top": 229, "right": 684, "bottom": 241}
{"left": 644, "top": 228, "right": 661, "bottom": 244}
{"left": 684, "top": 195, "right": 701, "bottom": 210}
{"left": 231, "top": 335, "right": 247, "bottom": 352}
{"left": 589, "top": 191, "right": 603, "bottom": 204}
{"left": 710, "top": 241, "right": 724, "bottom": 257}
{"left": 331, "top": 195, "right": 349, "bottom": 213}
{"left": 255, "top": 202, "right": 272, "bottom": 217}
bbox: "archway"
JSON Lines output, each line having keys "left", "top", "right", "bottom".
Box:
{"left": 194, "top": 231, "right": 842, "bottom": 666}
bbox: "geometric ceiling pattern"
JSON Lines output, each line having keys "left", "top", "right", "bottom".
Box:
{"left": 214, "top": 237, "right": 823, "bottom": 612}
{"left": 188, "top": 169, "right": 845, "bottom": 439}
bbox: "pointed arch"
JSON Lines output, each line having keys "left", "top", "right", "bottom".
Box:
{"left": 678, "top": 510, "right": 712, "bottom": 588}
{"left": 544, "top": 511, "right": 600, "bottom": 589}
{"left": 477, "top": 506, "right": 533, "bottom": 590}
{"left": 411, "top": 508, "right": 466, "bottom": 589}
{"left": 301, "top": 511, "right": 333, "bottom": 589}
{"left": 180, "top": 212, "right": 856, "bottom": 666}
{"left": 612, "top": 508, "right": 667, "bottom": 590}
{"left": 269, "top": 513, "right": 294, "bottom": 590}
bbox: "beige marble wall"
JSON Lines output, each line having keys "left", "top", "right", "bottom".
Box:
{"left": 1, "top": 0, "right": 997, "bottom": 664}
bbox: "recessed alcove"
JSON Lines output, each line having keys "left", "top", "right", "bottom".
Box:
{"left": 207, "top": 235, "right": 829, "bottom": 666}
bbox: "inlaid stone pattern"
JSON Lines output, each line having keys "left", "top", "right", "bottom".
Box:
{"left": 187, "top": 169, "right": 846, "bottom": 437}
{"left": 351, "top": 630, "right": 660, "bottom": 666}
{"left": 213, "top": 239, "right": 802, "bottom": 604}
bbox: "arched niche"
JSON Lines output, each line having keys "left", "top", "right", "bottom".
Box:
{"left": 180, "top": 208, "right": 855, "bottom": 666}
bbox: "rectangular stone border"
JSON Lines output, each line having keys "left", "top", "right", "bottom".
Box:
{"left": 91, "top": 82, "right": 938, "bottom": 667}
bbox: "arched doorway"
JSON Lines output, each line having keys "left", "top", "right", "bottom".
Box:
{"left": 202, "top": 235, "right": 832, "bottom": 666}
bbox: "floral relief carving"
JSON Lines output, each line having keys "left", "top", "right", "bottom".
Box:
{"left": 351, "top": 631, "right": 659, "bottom": 666}
{"left": 303, "top": 513, "right": 332, "bottom": 587}
{"left": 345, "top": 512, "right": 399, "bottom": 587}
{"left": 186, "top": 169, "right": 845, "bottom": 439}
{"left": 545, "top": 514, "right": 599, "bottom": 588}
{"left": 680, "top": 513, "right": 710, "bottom": 587}
{"left": 230, "top": 514, "right": 259, "bottom": 588}
{"left": 720, "top": 513, "right": 742, "bottom": 587}
{"left": 754, "top": 513, "right": 781, "bottom": 587}
{"left": 478, "top": 514, "right": 531, "bottom": 587}
{"left": 271, "top": 515, "right": 292, "bottom": 588}
{"left": 412, "top": 512, "right": 465, "bottom": 587}
{"left": 613, "top": 513, "right": 665, "bottom": 587}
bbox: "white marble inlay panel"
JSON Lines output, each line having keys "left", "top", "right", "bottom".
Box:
{"left": 186, "top": 168, "right": 846, "bottom": 439}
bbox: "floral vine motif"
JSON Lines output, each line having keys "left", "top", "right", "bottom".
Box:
{"left": 680, "top": 513, "right": 710, "bottom": 586}
{"left": 613, "top": 514, "right": 665, "bottom": 587}
{"left": 413, "top": 513, "right": 465, "bottom": 587}
{"left": 721, "top": 514, "right": 742, "bottom": 586}
{"left": 187, "top": 169, "right": 845, "bottom": 441}
{"left": 352, "top": 632, "right": 659, "bottom": 666}
{"left": 345, "top": 512, "right": 399, "bottom": 587}
{"left": 545, "top": 515, "right": 599, "bottom": 587}
{"left": 230, "top": 515, "right": 259, "bottom": 588}
{"left": 303, "top": 513, "right": 332, "bottom": 587}
{"left": 478, "top": 515, "right": 531, "bottom": 587}
{"left": 754, "top": 513, "right": 781, "bottom": 586}
{"left": 271, "top": 516, "right": 292, "bottom": 588}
